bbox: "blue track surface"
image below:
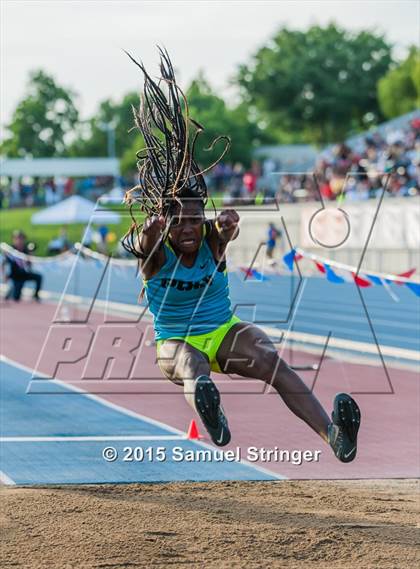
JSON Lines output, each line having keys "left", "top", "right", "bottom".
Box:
{"left": 34, "top": 259, "right": 419, "bottom": 352}
{"left": 0, "top": 360, "right": 277, "bottom": 485}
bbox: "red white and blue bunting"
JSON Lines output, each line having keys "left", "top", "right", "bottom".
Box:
{"left": 2, "top": 241, "right": 419, "bottom": 299}
{"left": 282, "top": 247, "right": 420, "bottom": 298}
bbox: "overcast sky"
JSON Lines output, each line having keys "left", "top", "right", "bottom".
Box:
{"left": 1, "top": 0, "right": 419, "bottom": 126}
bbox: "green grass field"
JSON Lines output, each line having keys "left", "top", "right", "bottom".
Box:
{"left": 0, "top": 195, "right": 224, "bottom": 257}
{"left": 0, "top": 207, "right": 134, "bottom": 256}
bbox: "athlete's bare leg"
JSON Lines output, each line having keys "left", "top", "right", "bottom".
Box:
{"left": 157, "top": 339, "right": 231, "bottom": 446}
{"left": 216, "top": 322, "right": 331, "bottom": 441}
{"left": 157, "top": 340, "right": 210, "bottom": 411}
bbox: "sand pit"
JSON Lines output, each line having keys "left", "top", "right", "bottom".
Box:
{"left": 2, "top": 479, "right": 419, "bottom": 568}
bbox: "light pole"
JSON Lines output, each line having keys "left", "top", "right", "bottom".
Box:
{"left": 98, "top": 120, "right": 118, "bottom": 187}
{"left": 98, "top": 120, "right": 117, "bottom": 158}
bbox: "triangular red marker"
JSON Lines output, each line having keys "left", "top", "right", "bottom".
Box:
{"left": 186, "top": 419, "right": 201, "bottom": 440}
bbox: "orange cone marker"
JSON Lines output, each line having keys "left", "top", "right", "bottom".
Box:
{"left": 186, "top": 419, "right": 201, "bottom": 440}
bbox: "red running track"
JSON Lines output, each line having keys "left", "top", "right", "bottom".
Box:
{"left": 1, "top": 299, "right": 418, "bottom": 479}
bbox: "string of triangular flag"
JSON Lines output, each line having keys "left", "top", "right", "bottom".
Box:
{"left": 0, "top": 242, "right": 73, "bottom": 265}
{"left": 2, "top": 241, "right": 418, "bottom": 298}
{"left": 282, "top": 247, "right": 420, "bottom": 298}
{"left": 0, "top": 242, "right": 137, "bottom": 269}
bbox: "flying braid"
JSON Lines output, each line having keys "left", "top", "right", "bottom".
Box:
{"left": 122, "top": 47, "right": 230, "bottom": 258}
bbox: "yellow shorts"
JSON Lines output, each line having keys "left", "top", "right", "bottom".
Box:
{"left": 156, "top": 315, "right": 241, "bottom": 373}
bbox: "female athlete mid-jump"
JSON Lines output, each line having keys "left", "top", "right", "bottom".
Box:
{"left": 123, "top": 48, "right": 360, "bottom": 462}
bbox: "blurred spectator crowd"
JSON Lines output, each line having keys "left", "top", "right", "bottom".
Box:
{"left": 212, "top": 118, "right": 420, "bottom": 204}
{"left": 0, "top": 175, "right": 119, "bottom": 209}
{"left": 275, "top": 118, "right": 420, "bottom": 203}
{"left": 1, "top": 119, "right": 419, "bottom": 210}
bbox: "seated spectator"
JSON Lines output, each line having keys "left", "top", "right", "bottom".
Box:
{"left": 2, "top": 231, "right": 43, "bottom": 302}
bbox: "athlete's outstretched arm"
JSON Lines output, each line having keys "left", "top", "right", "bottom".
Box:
{"left": 138, "top": 215, "right": 165, "bottom": 254}
{"left": 215, "top": 209, "right": 240, "bottom": 243}
{"left": 207, "top": 209, "right": 240, "bottom": 260}
{"left": 137, "top": 215, "right": 166, "bottom": 279}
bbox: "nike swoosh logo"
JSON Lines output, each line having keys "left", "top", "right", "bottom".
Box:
{"left": 216, "top": 429, "right": 224, "bottom": 444}
{"left": 344, "top": 448, "right": 355, "bottom": 459}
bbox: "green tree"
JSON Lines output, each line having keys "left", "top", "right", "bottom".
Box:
{"left": 1, "top": 70, "right": 79, "bottom": 158}
{"left": 120, "top": 133, "right": 145, "bottom": 175}
{"left": 119, "top": 76, "right": 266, "bottom": 175}
{"left": 378, "top": 47, "right": 420, "bottom": 119}
{"left": 236, "top": 24, "right": 393, "bottom": 143}
{"left": 71, "top": 74, "right": 270, "bottom": 169}
{"left": 69, "top": 92, "right": 140, "bottom": 158}
{"left": 185, "top": 73, "right": 270, "bottom": 167}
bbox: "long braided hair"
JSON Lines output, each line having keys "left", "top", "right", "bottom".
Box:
{"left": 122, "top": 47, "right": 230, "bottom": 258}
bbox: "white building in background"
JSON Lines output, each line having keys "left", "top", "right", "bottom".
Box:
{"left": 0, "top": 157, "right": 121, "bottom": 206}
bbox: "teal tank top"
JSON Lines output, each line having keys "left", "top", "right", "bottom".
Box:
{"left": 144, "top": 238, "right": 233, "bottom": 340}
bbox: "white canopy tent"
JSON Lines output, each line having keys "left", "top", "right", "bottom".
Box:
{"left": 31, "top": 195, "right": 121, "bottom": 225}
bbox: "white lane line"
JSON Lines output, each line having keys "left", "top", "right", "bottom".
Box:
{"left": 0, "top": 469, "right": 16, "bottom": 485}
{"left": 1, "top": 435, "right": 184, "bottom": 442}
{"left": 263, "top": 325, "right": 420, "bottom": 362}
{"left": 0, "top": 355, "right": 186, "bottom": 436}
{"left": 6, "top": 285, "right": 417, "bottom": 360}
{"left": 0, "top": 355, "right": 285, "bottom": 480}
{"left": 43, "top": 288, "right": 420, "bottom": 361}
